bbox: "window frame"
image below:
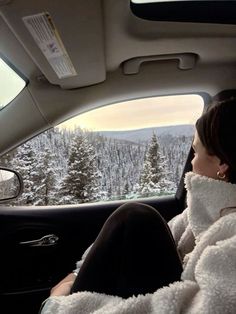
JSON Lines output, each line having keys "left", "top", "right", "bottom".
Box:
{"left": 0, "top": 92, "right": 205, "bottom": 206}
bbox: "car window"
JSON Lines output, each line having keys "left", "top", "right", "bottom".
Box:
{"left": 0, "top": 57, "right": 26, "bottom": 110}
{"left": 0, "top": 94, "right": 203, "bottom": 206}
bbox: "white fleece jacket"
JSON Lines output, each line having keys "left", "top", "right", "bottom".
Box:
{"left": 41, "top": 172, "right": 236, "bottom": 314}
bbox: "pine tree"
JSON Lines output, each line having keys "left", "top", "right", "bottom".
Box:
{"left": 10, "top": 135, "right": 59, "bottom": 205}
{"left": 33, "top": 147, "right": 57, "bottom": 205}
{"left": 4, "top": 127, "right": 185, "bottom": 206}
{"left": 11, "top": 142, "right": 38, "bottom": 205}
{"left": 58, "top": 134, "right": 101, "bottom": 204}
{"left": 122, "top": 182, "right": 129, "bottom": 198}
{"left": 138, "top": 133, "right": 175, "bottom": 197}
{"left": 0, "top": 150, "right": 16, "bottom": 168}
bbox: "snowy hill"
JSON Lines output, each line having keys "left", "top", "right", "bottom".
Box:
{"left": 97, "top": 125, "right": 194, "bottom": 143}
{"left": 0, "top": 125, "right": 194, "bottom": 206}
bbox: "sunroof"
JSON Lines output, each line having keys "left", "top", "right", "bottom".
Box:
{"left": 131, "top": 1, "right": 236, "bottom": 24}
{"left": 0, "top": 57, "right": 26, "bottom": 110}
{"left": 132, "top": 0, "right": 235, "bottom": 3}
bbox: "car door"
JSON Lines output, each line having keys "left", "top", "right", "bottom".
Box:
{"left": 0, "top": 188, "right": 188, "bottom": 314}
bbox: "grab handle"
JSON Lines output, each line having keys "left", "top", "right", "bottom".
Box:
{"left": 123, "top": 53, "right": 197, "bottom": 74}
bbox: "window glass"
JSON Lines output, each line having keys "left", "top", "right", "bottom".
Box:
{"left": 1, "top": 95, "right": 203, "bottom": 206}
{"left": 0, "top": 57, "right": 26, "bottom": 110}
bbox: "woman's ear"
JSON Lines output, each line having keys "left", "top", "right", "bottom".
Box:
{"left": 218, "top": 162, "right": 229, "bottom": 175}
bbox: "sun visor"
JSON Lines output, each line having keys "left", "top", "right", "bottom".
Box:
{"left": 0, "top": 0, "right": 106, "bottom": 89}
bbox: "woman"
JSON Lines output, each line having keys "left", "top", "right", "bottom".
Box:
{"left": 41, "top": 91, "right": 236, "bottom": 313}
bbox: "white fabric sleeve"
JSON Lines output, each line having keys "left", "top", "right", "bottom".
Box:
{"left": 168, "top": 208, "right": 189, "bottom": 244}
{"left": 72, "top": 243, "right": 93, "bottom": 275}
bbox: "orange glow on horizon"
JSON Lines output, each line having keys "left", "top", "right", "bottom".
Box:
{"left": 58, "top": 95, "right": 204, "bottom": 132}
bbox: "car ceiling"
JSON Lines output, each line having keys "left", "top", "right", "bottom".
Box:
{"left": 1, "top": 0, "right": 236, "bottom": 155}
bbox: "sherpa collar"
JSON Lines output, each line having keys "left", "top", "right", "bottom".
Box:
{"left": 184, "top": 171, "right": 236, "bottom": 238}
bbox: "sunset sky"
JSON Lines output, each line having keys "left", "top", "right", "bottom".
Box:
{"left": 59, "top": 95, "right": 204, "bottom": 131}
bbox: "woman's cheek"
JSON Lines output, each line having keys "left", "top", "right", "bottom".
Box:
{"left": 191, "top": 156, "right": 199, "bottom": 174}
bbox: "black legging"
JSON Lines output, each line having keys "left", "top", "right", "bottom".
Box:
{"left": 70, "top": 202, "right": 183, "bottom": 298}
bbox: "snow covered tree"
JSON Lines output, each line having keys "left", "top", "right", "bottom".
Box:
{"left": 138, "top": 133, "right": 175, "bottom": 197}
{"left": 123, "top": 182, "right": 129, "bottom": 197}
{"left": 0, "top": 150, "right": 16, "bottom": 168}
{"left": 9, "top": 129, "right": 60, "bottom": 206}
{"left": 58, "top": 134, "right": 101, "bottom": 204}
{"left": 3, "top": 126, "right": 188, "bottom": 206}
{"left": 32, "top": 147, "right": 58, "bottom": 205}
{"left": 11, "top": 141, "right": 38, "bottom": 205}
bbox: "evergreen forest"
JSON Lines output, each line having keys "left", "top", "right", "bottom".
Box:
{"left": 0, "top": 126, "right": 193, "bottom": 206}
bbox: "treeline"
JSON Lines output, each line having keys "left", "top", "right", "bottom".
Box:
{"left": 0, "top": 128, "right": 192, "bottom": 205}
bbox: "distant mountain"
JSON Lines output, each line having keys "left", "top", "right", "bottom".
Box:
{"left": 97, "top": 125, "right": 194, "bottom": 143}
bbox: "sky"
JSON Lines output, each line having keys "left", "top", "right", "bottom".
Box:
{"left": 59, "top": 94, "right": 204, "bottom": 131}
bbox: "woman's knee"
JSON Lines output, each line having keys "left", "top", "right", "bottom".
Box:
{"left": 109, "top": 202, "right": 161, "bottom": 226}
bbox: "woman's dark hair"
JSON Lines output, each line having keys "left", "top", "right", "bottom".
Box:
{"left": 196, "top": 89, "right": 236, "bottom": 183}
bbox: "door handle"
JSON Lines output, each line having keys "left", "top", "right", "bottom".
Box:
{"left": 19, "top": 234, "right": 59, "bottom": 247}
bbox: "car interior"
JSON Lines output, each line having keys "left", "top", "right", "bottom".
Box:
{"left": 1, "top": 0, "right": 236, "bottom": 313}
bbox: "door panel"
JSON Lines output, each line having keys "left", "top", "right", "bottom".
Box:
{"left": 0, "top": 196, "right": 183, "bottom": 314}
